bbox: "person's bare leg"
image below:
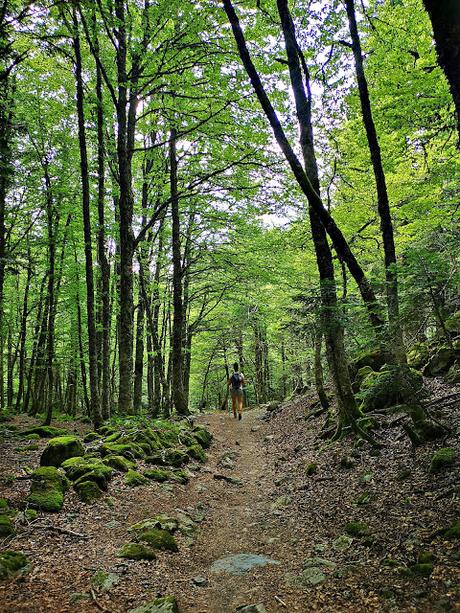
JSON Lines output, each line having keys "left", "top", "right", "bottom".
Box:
{"left": 238, "top": 393, "right": 243, "bottom": 419}
{"left": 232, "top": 394, "right": 237, "bottom": 418}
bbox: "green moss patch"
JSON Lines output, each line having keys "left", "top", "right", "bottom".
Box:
{"left": 101, "top": 442, "right": 145, "bottom": 459}
{"left": 129, "top": 596, "right": 179, "bottom": 613}
{"left": 187, "top": 444, "right": 206, "bottom": 463}
{"left": 359, "top": 365, "right": 424, "bottom": 413}
{"left": 137, "top": 528, "right": 178, "bottom": 552}
{"left": 305, "top": 462, "right": 318, "bottom": 476}
{"left": 40, "top": 436, "right": 85, "bottom": 467}
{"left": 102, "top": 455, "right": 136, "bottom": 472}
{"left": 192, "top": 427, "right": 212, "bottom": 449}
{"left": 0, "top": 551, "right": 28, "bottom": 581}
{"left": 345, "top": 522, "right": 370, "bottom": 537}
{"left": 0, "top": 515, "right": 14, "bottom": 537}
{"left": 124, "top": 470, "right": 149, "bottom": 487}
{"left": 74, "top": 480, "right": 103, "bottom": 503}
{"left": 129, "top": 515, "right": 179, "bottom": 534}
{"left": 429, "top": 447, "right": 456, "bottom": 473}
{"left": 20, "top": 426, "right": 68, "bottom": 439}
{"left": 146, "top": 448, "right": 188, "bottom": 468}
{"left": 143, "top": 468, "right": 188, "bottom": 484}
{"left": 27, "top": 466, "right": 69, "bottom": 512}
{"left": 61, "top": 457, "right": 112, "bottom": 488}
{"left": 118, "top": 542, "right": 156, "bottom": 561}
{"left": 444, "top": 520, "right": 460, "bottom": 539}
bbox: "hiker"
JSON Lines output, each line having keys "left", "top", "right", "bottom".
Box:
{"left": 228, "top": 362, "right": 245, "bottom": 420}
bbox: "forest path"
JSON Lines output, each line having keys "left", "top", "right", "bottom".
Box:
{"left": 174, "top": 406, "right": 296, "bottom": 613}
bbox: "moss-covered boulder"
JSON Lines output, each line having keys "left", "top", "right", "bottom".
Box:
{"left": 74, "top": 480, "right": 103, "bottom": 503}
{"left": 0, "top": 551, "right": 28, "bottom": 581}
{"left": 350, "top": 350, "right": 386, "bottom": 379}
{"left": 345, "top": 522, "right": 370, "bottom": 537}
{"left": 129, "top": 596, "right": 180, "bottom": 613}
{"left": 137, "top": 528, "right": 178, "bottom": 552}
{"left": 423, "top": 346, "right": 457, "bottom": 377}
{"left": 27, "top": 466, "right": 69, "bottom": 512}
{"left": 101, "top": 442, "right": 146, "bottom": 459}
{"left": 124, "top": 470, "right": 149, "bottom": 487}
{"left": 429, "top": 447, "right": 456, "bottom": 473}
{"left": 40, "top": 436, "right": 85, "bottom": 467}
{"left": 146, "top": 448, "right": 188, "bottom": 468}
{"left": 143, "top": 468, "right": 188, "bottom": 484}
{"left": 83, "top": 432, "right": 100, "bottom": 443}
{"left": 407, "top": 342, "right": 430, "bottom": 370}
{"left": 102, "top": 455, "right": 136, "bottom": 472}
{"left": 20, "top": 425, "right": 68, "bottom": 439}
{"left": 187, "top": 444, "right": 206, "bottom": 463}
{"left": 118, "top": 542, "right": 156, "bottom": 560}
{"left": 360, "top": 365, "right": 424, "bottom": 413}
{"left": 129, "top": 515, "right": 179, "bottom": 534}
{"left": 0, "top": 515, "right": 14, "bottom": 537}
{"left": 192, "top": 427, "right": 213, "bottom": 449}
{"left": 353, "top": 366, "right": 374, "bottom": 391}
{"left": 446, "top": 362, "right": 460, "bottom": 384}
{"left": 61, "top": 457, "right": 112, "bottom": 488}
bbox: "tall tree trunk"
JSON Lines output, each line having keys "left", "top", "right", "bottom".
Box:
{"left": 423, "top": 0, "right": 460, "bottom": 143}
{"left": 115, "top": 0, "right": 135, "bottom": 414}
{"left": 73, "top": 15, "right": 102, "bottom": 428}
{"left": 133, "top": 281, "right": 145, "bottom": 410}
{"left": 43, "top": 163, "right": 56, "bottom": 426}
{"left": 14, "top": 248, "right": 32, "bottom": 412}
{"left": 222, "top": 0, "right": 384, "bottom": 336}
{"left": 345, "top": 0, "right": 405, "bottom": 364}
{"left": 169, "top": 127, "right": 188, "bottom": 415}
{"left": 95, "top": 39, "right": 111, "bottom": 421}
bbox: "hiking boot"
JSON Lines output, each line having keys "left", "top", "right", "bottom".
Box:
{"left": 238, "top": 413, "right": 242, "bottom": 420}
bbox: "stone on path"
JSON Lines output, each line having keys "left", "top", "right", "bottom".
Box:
{"left": 235, "top": 605, "right": 267, "bottom": 613}
{"left": 129, "top": 596, "right": 180, "bottom": 613}
{"left": 210, "top": 553, "right": 279, "bottom": 576}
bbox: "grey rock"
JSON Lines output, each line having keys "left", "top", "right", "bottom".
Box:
{"left": 210, "top": 553, "right": 279, "bottom": 576}
{"left": 301, "top": 566, "right": 326, "bottom": 586}
{"left": 129, "top": 596, "right": 180, "bottom": 613}
{"left": 192, "top": 575, "right": 208, "bottom": 587}
{"left": 235, "top": 606, "right": 267, "bottom": 613}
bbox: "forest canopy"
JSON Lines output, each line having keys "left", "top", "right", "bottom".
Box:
{"left": 0, "top": 0, "right": 459, "bottom": 435}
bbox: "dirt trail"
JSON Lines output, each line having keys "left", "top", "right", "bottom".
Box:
{"left": 175, "top": 407, "right": 289, "bottom": 612}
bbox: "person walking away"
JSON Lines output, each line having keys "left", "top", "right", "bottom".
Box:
{"left": 228, "top": 362, "right": 245, "bottom": 420}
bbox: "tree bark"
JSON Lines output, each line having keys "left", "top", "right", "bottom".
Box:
{"left": 345, "top": 0, "right": 406, "bottom": 364}
{"left": 72, "top": 14, "right": 102, "bottom": 428}
{"left": 423, "top": 0, "right": 460, "bottom": 143}
{"left": 169, "top": 127, "right": 188, "bottom": 415}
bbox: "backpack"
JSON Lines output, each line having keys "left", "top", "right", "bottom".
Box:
{"left": 231, "top": 372, "right": 241, "bottom": 390}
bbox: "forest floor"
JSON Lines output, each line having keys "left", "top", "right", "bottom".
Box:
{"left": 0, "top": 382, "right": 459, "bottom": 612}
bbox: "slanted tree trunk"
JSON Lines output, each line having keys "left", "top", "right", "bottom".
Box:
{"left": 276, "top": 0, "right": 361, "bottom": 431}
{"left": 423, "top": 0, "right": 460, "bottom": 143}
{"left": 72, "top": 14, "right": 102, "bottom": 428}
{"left": 345, "top": 0, "right": 406, "bottom": 364}
{"left": 222, "top": 0, "right": 384, "bottom": 337}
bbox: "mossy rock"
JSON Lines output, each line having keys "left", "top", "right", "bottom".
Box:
{"left": 444, "top": 520, "right": 460, "bottom": 539}
{"left": 423, "top": 346, "right": 457, "bottom": 377}
{"left": 19, "top": 433, "right": 40, "bottom": 441}
{"left": 351, "top": 350, "right": 386, "bottom": 376}
{"left": 407, "top": 342, "right": 430, "bottom": 370}
{"left": 146, "top": 448, "right": 188, "bottom": 468}
{"left": 83, "top": 432, "right": 100, "bottom": 443}
{"left": 101, "top": 442, "right": 146, "bottom": 459}
{"left": 0, "top": 551, "right": 28, "bottom": 581}
{"left": 102, "top": 455, "right": 136, "bottom": 472}
{"left": 129, "top": 596, "right": 179, "bottom": 613}
{"left": 305, "top": 462, "right": 318, "bottom": 476}
{"left": 187, "top": 444, "right": 206, "bottom": 463}
{"left": 0, "top": 515, "right": 14, "bottom": 537}
{"left": 74, "top": 465, "right": 112, "bottom": 491}
{"left": 103, "top": 432, "right": 122, "bottom": 443}
{"left": 27, "top": 466, "right": 69, "bottom": 512}
{"left": 143, "top": 468, "right": 188, "bottom": 484}
{"left": 91, "top": 569, "right": 120, "bottom": 592}
{"left": 130, "top": 515, "right": 179, "bottom": 534}
{"left": 40, "top": 436, "right": 85, "bottom": 467}
{"left": 345, "top": 522, "right": 370, "bottom": 537}
{"left": 74, "top": 480, "right": 103, "bottom": 503}
{"left": 429, "top": 447, "right": 456, "bottom": 473}
{"left": 62, "top": 457, "right": 112, "bottom": 488}
{"left": 137, "top": 528, "right": 178, "bottom": 552}
{"left": 192, "top": 427, "right": 213, "bottom": 449}
{"left": 360, "top": 365, "right": 424, "bottom": 413}
{"left": 124, "top": 470, "right": 149, "bottom": 487}
{"left": 20, "top": 425, "right": 68, "bottom": 439}
{"left": 445, "top": 311, "right": 460, "bottom": 335}
{"left": 118, "top": 542, "right": 156, "bottom": 561}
